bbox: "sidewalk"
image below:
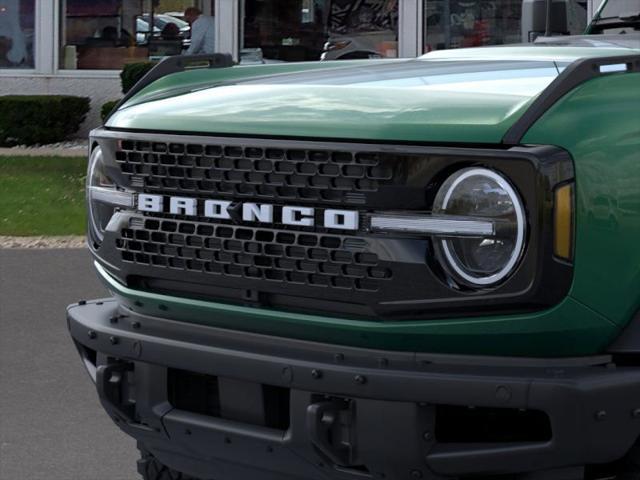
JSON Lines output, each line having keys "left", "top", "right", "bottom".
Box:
{"left": 0, "top": 140, "right": 88, "bottom": 158}
{"left": 0, "top": 236, "right": 87, "bottom": 249}
{"left": 0, "top": 147, "right": 87, "bottom": 157}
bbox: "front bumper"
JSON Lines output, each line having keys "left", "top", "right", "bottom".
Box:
{"left": 68, "top": 299, "right": 640, "bottom": 480}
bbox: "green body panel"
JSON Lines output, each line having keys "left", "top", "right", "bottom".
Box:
{"left": 121, "top": 47, "right": 632, "bottom": 111}
{"left": 109, "top": 47, "right": 633, "bottom": 145}
{"left": 523, "top": 72, "right": 640, "bottom": 327}
{"left": 97, "top": 261, "right": 617, "bottom": 358}
{"left": 101, "top": 44, "right": 640, "bottom": 357}
{"left": 418, "top": 45, "right": 634, "bottom": 62}
{"left": 110, "top": 82, "right": 536, "bottom": 145}
{"left": 124, "top": 60, "right": 390, "bottom": 108}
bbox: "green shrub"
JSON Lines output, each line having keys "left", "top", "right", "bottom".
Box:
{"left": 0, "top": 95, "right": 90, "bottom": 147}
{"left": 121, "top": 62, "right": 156, "bottom": 94}
{"left": 101, "top": 100, "right": 120, "bottom": 122}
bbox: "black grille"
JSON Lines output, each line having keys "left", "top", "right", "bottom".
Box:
{"left": 115, "top": 140, "right": 394, "bottom": 204}
{"left": 117, "top": 217, "right": 392, "bottom": 292}
{"left": 93, "top": 133, "right": 575, "bottom": 319}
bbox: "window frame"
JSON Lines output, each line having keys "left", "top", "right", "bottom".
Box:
{"left": 52, "top": 0, "right": 215, "bottom": 76}
{"left": 234, "top": 0, "right": 422, "bottom": 63}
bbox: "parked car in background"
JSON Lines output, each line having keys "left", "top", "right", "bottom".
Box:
{"left": 164, "top": 11, "right": 187, "bottom": 22}
{"left": 136, "top": 13, "right": 191, "bottom": 49}
{"left": 321, "top": 29, "right": 396, "bottom": 59}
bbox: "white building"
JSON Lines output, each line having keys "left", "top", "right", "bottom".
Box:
{"left": 0, "top": 0, "right": 599, "bottom": 137}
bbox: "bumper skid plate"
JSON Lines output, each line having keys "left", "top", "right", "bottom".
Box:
{"left": 68, "top": 299, "right": 640, "bottom": 480}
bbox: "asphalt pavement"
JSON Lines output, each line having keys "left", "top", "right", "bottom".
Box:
{"left": 0, "top": 248, "right": 138, "bottom": 480}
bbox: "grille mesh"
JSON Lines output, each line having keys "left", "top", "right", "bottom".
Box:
{"left": 115, "top": 140, "right": 394, "bottom": 204}
{"left": 117, "top": 217, "right": 392, "bottom": 292}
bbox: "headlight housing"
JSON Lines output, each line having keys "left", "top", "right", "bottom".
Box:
{"left": 432, "top": 168, "right": 526, "bottom": 287}
{"left": 87, "top": 146, "right": 134, "bottom": 244}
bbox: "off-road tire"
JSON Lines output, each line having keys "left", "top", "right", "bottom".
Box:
{"left": 137, "top": 445, "right": 201, "bottom": 480}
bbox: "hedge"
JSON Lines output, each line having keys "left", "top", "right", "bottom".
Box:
{"left": 0, "top": 95, "right": 90, "bottom": 147}
{"left": 121, "top": 62, "right": 156, "bottom": 94}
{"left": 101, "top": 100, "right": 120, "bottom": 122}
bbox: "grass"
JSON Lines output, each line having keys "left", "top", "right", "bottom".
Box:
{"left": 0, "top": 156, "right": 87, "bottom": 236}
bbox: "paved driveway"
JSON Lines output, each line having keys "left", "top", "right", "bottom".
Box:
{"left": 0, "top": 249, "right": 137, "bottom": 480}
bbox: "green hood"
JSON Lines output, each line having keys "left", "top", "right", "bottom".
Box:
{"left": 107, "top": 45, "right": 633, "bottom": 144}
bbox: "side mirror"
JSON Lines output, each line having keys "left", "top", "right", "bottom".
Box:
{"left": 521, "top": 0, "right": 570, "bottom": 42}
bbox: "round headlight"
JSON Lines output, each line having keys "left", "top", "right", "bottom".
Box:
{"left": 432, "top": 168, "right": 526, "bottom": 287}
{"left": 87, "top": 147, "right": 117, "bottom": 243}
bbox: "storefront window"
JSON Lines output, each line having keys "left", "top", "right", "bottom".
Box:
{"left": 424, "top": 0, "right": 523, "bottom": 52}
{"left": 241, "top": 0, "right": 398, "bottom": 63}
{"left": 59, "top": 0, "right": 200, "bottom": 70}
{"left": 423, "top": 0, "right": 588, "bottom": 52}
{"left": 0, "top": 0, "right": 35, "bottom": 69}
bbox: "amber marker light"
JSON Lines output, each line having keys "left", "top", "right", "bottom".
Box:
{"left": 554, "top": 183, "right": 574, "bottom": 261}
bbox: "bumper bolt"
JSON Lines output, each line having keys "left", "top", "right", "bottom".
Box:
{"left": 378, "top": 358, "right": 389, "bottom": 368}
{"left": 496, "top": 385, "right": 512, "bottom": 403}
{"left": 281, "top": 367, "right": 293, "bottom": 383}
{"left": 334, "top": 353, "right": 345, "bottom": 363}
{"left": 633, "top": 409, "right": 640, "bottom": 419}
{"left": 423, "top": 432, "right": 432, "bottom": 442}
{"left": 595, "top": 410, "right": 607, "bottom": 421}
{"left": 109, "top": 315, "right": 119, "bottom": 324}
{"left": 355, "top": 375, "right": 367, "bottom": 385}
{"left": 311, "top": 369, "right": 323, "bottom": 379}
{"left": 131, "top": 321, "right": 141, "bottom": 330}
{"left": 87, "top": 330, "right": 97, "bottom": 339}
{"left": 109, "top": 336, "right": 119, "bottom": 345}
{"left": 410, "top": 470, "right": 423, "bottom": 479}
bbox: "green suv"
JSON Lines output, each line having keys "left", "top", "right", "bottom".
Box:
{"left": 68, "top": 3, "right": 640, "bottom": 479}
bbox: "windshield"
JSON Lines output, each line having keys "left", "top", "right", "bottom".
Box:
{"left": 597, "top": 0, "right": 640, "bottom": 19}
{"left": 589, "top": 0, "right": 640, "bottom": 34}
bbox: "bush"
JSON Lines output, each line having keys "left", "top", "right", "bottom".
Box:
{"left": 0, "top": 95, "right": 90, "bottom": 147}
{"left": 101, "top": 100, "right": 120, "bottom": 122}
{"left": 121, "top": 62, "right": 156, "bottom": 94}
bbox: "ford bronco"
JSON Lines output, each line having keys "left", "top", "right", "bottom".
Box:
{"left": 68, "top": 1, "right": 640, "bottom": 479}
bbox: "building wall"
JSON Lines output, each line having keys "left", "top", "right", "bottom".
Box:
{"left": 0, "top": 75, "right": 121, "bottom": 139}
{"left": 1, "top": 0, "right": 600, "bottom": 140}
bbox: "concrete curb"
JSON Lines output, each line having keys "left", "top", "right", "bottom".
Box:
{"left": 0, "top": 148, "right": 88, "bottom": 158}
{"left": 0, "top": 236, "right": 87, "bottom": 249}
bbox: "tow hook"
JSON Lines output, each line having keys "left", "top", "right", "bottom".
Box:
{"left": 96, "top": 361, "right": 162, "bottom": 434}
{"left": 307, "top": 398, "right": 356, "bottom": 467}
{"left": 97, "top": 362, "right": 136, "bottom": 424}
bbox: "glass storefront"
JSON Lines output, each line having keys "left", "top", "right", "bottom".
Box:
{"left": 0, "top": 0, "right": 35, "bottom": 69}
{"left": 241, "top": 0, "right": 399, "bottom": 63}
{"left": 59, "top": 0, "right": 202, "bottom": 70}
{"left": 2, "top": 0, "right": 595, "bottom": 73}
{"left": 424, "top": 0, "right": 588, "bottom": 52}
{"left": 424, "top": 0, "right": 523, "bottom": 51}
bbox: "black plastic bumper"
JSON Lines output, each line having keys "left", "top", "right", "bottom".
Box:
{"left": 68, "top": 299, "right": 640, "bottom": 480}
